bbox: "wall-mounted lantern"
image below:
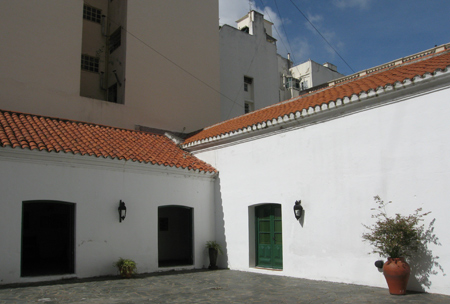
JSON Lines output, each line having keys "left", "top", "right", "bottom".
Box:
{"left": 293, "top": 200, "right": 303, "bottom": 220}
{"left": 118, "top": 200, "right": 127, "bottom": 222}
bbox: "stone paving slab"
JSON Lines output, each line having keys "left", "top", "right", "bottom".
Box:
{"left": 0, "top": 269, "right": 449, "bottom": 303}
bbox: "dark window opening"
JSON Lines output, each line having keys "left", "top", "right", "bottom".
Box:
{"left": 83, "top": 4, "right": 102, "bottom": 24}
{"left": 245, "top": 101, "right": 254, "bottom": 114}
{"left": 109, "top": 27, "right": 121, "bottom": 54}
{"left": 244, "top": 76, "right": 253, "bottom": 92}
{"left": 240, "top": 26, "right": 249, "bottom": 34}
{"left": 81, "top": 54, "right": 99, "bottom": 73}
{"left": 107, "top": 83, "right": 118, "bottom": 103}
{"left": 21, "top": 201, "right": 75, "bottom": 277}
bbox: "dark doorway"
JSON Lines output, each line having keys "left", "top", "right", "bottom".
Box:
{"left": 255, "top": 204, "right": 283, "bottom": 269}
{"left": 158, "top": 206, "right": 193, "bottom": 267}
{"left": 21, "top": 201, "right": 75, "bottom": 277}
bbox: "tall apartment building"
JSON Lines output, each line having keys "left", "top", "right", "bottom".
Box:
{"left": 0, "top": 0, "right": 220, "bottom": 133}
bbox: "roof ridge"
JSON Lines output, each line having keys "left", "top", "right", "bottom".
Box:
{"left": 330, "top": 43, "right": 450, "bottom": 87}
{"left": 0, "top": 108, "right": 162, "bottom": 136}
{"left": 211, "top": 44, "right": 450, "bottom": 129}
{"left": 0, "top": 109, "right": 217, "bottom": 173}
{"left": 184, "top": 44, "right": 450, "bottom": 147}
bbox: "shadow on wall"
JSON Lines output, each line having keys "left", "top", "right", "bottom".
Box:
{"left": 214, "top": 176, "right": 228, "bottom": 268}
{"left": 297, "top": 210, "right": 305, "bottom": 227}
{"left": 408, "top": 218, "right": 445, "bottom": 292}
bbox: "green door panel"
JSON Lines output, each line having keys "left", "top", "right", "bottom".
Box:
{"left": 256, "top": 204, "right": 282, "bottom": 269}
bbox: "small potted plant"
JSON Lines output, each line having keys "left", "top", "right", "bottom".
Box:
{"left": 114, "top": 258, "right": 137, "bottom": 278}
{"left": 362, "top": 196, "right": 431, "bottom": 295}
{"left": 205, "top": 241, "right": 222, "bottom": 270}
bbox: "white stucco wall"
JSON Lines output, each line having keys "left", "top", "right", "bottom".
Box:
{"left": 195, "top": 86, "right": 450, "bottom": 295}
{"left": 0, "top": 150, "right": 216, "bottom": 284}
{"left": 0, "top": 0, "right": 220, "bottom": 133}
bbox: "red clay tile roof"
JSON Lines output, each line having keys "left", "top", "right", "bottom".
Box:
{"left": 0, "top": 110, "right": 217, "bottom": 173}
{"left": 184, "top": 45, "right": 450, "bottom": 147}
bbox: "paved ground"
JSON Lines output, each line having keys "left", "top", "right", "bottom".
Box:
{"left": 0, "top": 269, "right": 449, "bottom": 304}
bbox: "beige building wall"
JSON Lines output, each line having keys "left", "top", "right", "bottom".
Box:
{"left": 0, "top": 0, "right": 220, "bottom": 133}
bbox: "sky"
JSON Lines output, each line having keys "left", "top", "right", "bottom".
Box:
{"left": 219, "top": 0, "right": 450, "bottom": 76}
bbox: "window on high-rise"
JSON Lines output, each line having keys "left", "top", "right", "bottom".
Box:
{"left": 245, "top": 101, "right": 254, "bottom": 114}
{"left": 83, "top": 4, "right": 102, "bottom": 24}
{"left": 81, "top": 54, "right": 99, "bottom": 73}
{"left": 109, "top": 27, "right": 121, "bottom": 54}
{"left": 80, "top": 0, "right": 126, "bottom": 104}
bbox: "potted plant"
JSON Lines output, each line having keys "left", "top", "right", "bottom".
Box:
{"left": 362, "top": 196, "right": 431, "bottom": 295}
{"left": 205, "top": 241, "right": 222, "bottom": 270}
{"left": 114, "top": 258, "right": 137, "bottom": 278}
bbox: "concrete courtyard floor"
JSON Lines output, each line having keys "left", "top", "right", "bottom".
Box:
{"left": 0, "top": 269, "right": 449, "bottom": 303}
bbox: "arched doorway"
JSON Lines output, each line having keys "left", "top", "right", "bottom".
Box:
{"left": 158, "top": 206, "right": 193, "bottom": 267}
{"left": 21, "top": 201, "right": 75, "bottom": 276}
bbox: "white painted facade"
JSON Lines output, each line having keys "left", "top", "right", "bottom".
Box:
{"left": 0, "top": 0, "right": 220, "bottom": 133}
{"left": 0, "top": 149, "right": 216, "bottom": 284}
{"left": 220, "top": 11, "right": 345, "bottom": 119}
{"left": 194, "top": 76, "right": 450, "bottom": 295}
{"left": 220, "top": 11, "right": 279, "bottom": 120}
{"left": 278, "top": 58, "right": 345, "bottom": 102}
{"left": 290, "top": 59, "right": 345, "bottom": 91}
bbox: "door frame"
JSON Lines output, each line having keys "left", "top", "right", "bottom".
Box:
{"left": 248, "top": 203, "right": 283, "bottom": 270}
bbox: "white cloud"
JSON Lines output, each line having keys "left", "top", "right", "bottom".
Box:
{"left": 219, "top": 0, "right": 255, "bottom": 26}
{"left": 333, "top": 0, "right": 372, "bottom": 10}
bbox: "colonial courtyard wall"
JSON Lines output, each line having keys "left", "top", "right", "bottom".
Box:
{"left": 0, "top": 150, "right": 216, "bottom": 284}
{"left": 195, "top": 86, "right": 450, "bottom": 295}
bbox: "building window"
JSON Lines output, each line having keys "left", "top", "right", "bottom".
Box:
{"left": 240, "top": 26, "right": 249, "bottom": 34}
{"left": 81, "top": 54, "right": 99, "bottom": 73}
{"left": 244, "top": 76, "right": 253, "bottom": 92}
{"left": 83, "top": 4, "right": 102, "bottom": 24}
{"left": 245, "top": 101, "right": 254, "bottom": 114}
{"left": 300, "top": 80, "right": 308, "bottom": 90}
{"left": 109, "top": 27, "right": 121, "bottom": 54}
{"left": 285, "top": 77, "right": 300, "bottom": 90}
{"left": 108, "top": 83, "right": 118, "bottom": 103}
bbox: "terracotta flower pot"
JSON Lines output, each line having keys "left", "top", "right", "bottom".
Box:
{"left": 383, "top": 257, "right": 410, "bottom": 295}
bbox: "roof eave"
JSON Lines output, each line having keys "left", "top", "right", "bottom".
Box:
{"left": 184, "top": 67, "right": 450, "bottom": 152}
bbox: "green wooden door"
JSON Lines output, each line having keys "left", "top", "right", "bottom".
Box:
{"left": 256, "top": 204, "right": 282, "bottom": 269}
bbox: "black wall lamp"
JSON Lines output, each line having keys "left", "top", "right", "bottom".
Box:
{"left": 118, "top": 200, "right": 127, "bottom": 222}
{"left": 293, "top": 200, "right": 303, "bottom": 220}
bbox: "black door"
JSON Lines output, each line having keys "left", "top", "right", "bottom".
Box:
{"left": 21, "top": 201, "right": 75, "bottom": 276}
{"left": 158, "top": 206, "right": 193, "bottom": 267}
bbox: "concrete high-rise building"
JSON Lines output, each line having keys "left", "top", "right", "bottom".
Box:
{"left": 0, "top": 0, "right": 220, "bottom": 133}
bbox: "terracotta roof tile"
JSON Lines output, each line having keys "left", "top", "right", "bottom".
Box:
{"left": 185, "top": 46, "right": 450, "bottom": 146}
{"left": 0, "top": 110, "right": 216, "bottom": 174}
